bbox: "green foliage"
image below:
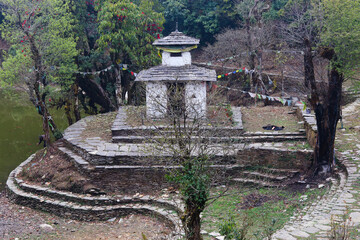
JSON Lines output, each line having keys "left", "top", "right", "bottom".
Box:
{"left": 0, "top": 50, "right": 31, "bottom": 88}
{"left": 203, "top": 187, "right": 328, "bottom": 239}
{"left": 160, "top": 0, "right": 239, "bottom": 43}
{"left": 0, "top": 0, "right": 78, "bottom": 89}
{"left": 0, "top": 11, "right": 3, "bottom": 25}
{"left": 315, "top": 0, "right": 360, "bottom": 77}
{"left": 53, "top": 129, "right": 63, "bottom": 140}
{"left": 224, "top": 103, "right": 233, "bottom": 123}
{"left": 96, "top": 0, "right": 164, "bottom": 70}
{"left": 166, "top": 156, "right": 210, "bottom": 208}
{"left": 262, "top": 0, "right": 289, "bottom": 20}
{"left": 219, "top": 210, "right": 279, "bottom": 240}
{"left": 219, "top": 213, "right": 255, "bottom": 240}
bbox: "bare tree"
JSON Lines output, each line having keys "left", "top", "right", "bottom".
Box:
{"left": 278, "top": 0, "right": 318, "bottom": 88}
{"left": 202, "top": 0, "right": 275, "bottom": 95}
{"left": 127, "top": 83, "right": 237, "bottom": 240}
{"left": 278, "top": 0, "right": 360, "bottom": 175}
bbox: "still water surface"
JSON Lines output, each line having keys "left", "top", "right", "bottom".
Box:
{"left": 0, "top": 91, "right": 68, "bottom": 190}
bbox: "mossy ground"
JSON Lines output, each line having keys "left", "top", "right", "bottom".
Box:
{"left": 202, "top": 185, "right": 327, "bottom": 239}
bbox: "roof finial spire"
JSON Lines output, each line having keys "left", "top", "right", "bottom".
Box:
{"left": 175, "top": 21, "right": 178, "bottom": 32}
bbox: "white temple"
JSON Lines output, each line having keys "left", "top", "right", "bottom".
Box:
{"left": 135, "top": 30, "right": 216, "bottom": 119}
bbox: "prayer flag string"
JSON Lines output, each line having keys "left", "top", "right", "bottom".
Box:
{"left": 76, "top": 63, "right": 138, "bottom": 77}
{"left": 217, "top": 85, "right": 306, "bottom": 109}
{"left": 216, "top": 67, "right": 255, "bottom": 79}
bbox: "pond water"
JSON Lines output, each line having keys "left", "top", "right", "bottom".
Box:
{"left": 0, "top": 91, "right": 68, "bottom": 190}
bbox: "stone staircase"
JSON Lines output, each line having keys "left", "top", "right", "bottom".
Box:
{"left": 53, "top": 110, "right": 312, "bottom": 190}
{"left": 231, "top": 167, "right": 301, "bottom": 187}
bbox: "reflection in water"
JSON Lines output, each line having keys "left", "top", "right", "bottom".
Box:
{"left": 0, "top": 91, "right": 68, "bottom": 190}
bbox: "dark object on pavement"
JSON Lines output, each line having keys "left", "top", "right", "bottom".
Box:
{"left": 262, "top": 125, "right": 285, "bottom": 131}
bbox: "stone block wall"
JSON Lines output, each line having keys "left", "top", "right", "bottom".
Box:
{"left": 146, "top": 82, "right": 167, "bottom": 118}
{"left": 236, "top": 148, "right": 313, "bottom": 172}
{"left": 295, "top": 103, "right": 317, "bottom": 148}
{"left": 162, "top": 51, "right": 191, "bottom": 66}
{"left": 89, "top": 167, "right": 175, "bottom": 193}
{"left": 185, "top": 82, "right": 206, "bottom": 118}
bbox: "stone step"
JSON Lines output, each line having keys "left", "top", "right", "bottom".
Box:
{"left": 63, "top": 137, "right": 312, "bottom": 167}
{"left": 259, "top": 167, "right": 300, "bottom": 175}
{"left": 242, "top": 131, "right": 305, "bottom": 136}
{"left": 58, "top": 147, "right": 92, "bottom": 172}
{"left": 112, "top": 126, "right": 303, "bottom": 138}
{"left": 240, "top": 171, "right": 291, "bottom": 182}
{"left": 230, "top": 177, "right": 280, "bottom": 187}
{"left": 112, "top": 135, "right": 307, "bottom": 144}
{"left": 111, "top": 127, "right": 245, "bottom": 138}
{"left": 14, "top": 177, "right": 183, "bottom": 214}
{"left": 6, "top": 161, "right": 183, "bottom": 236}
{"left": 8, "top": 182, "right": 182, "bottom": 234}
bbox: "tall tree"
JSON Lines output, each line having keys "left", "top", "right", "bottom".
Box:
{"left": 281, "top": 0, "right": 360, "bottom": 174}
{"left": 310, "top": 0, "right": 360, "bottom": 174}
{"left": 235, "top": 0, "right": 273, "bottom": 93}
{"left": 96, "top": 0, "right": 164, "bottom": 105}
{"left": 68, "top": 0, "right": 119, "bottom": 113}
{"left": 0, "top": 0, "right": 78, "bottom": 145}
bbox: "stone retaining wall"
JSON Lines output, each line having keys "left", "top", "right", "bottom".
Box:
{"left": 6, "top": 154, "right": 184, "bottom": 238}
{"left": 237, "top": 147, "right": 313, "bottom": 172}
{"left": 295, "top": 102, "right": 317, "bottom": 148}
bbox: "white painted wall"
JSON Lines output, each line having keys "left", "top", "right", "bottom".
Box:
{"left": 146, "top": 82, "right": 168, "bottom": 119}
{"left": 162, "top": 52, "right": 191, "bottom": 66}
{"left": 185, "top": 82, "right": 206, "bottom": 118}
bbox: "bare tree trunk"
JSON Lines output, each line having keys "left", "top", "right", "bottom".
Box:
{"left": 304, "top": 40, "right": 314, "bottom": 88}
{"left": 114, "top": 66, "right": 122, "bottom": 107}
{"left": 29, "top": 33, "right": 51, "bottom": 146}
{"left": 245, "top": 17, "right": 256, "bottom": 92}
{"left": 65, "top": 101, "right": 73, "bottom": 126}
{"left": 257, "top": 52, "right": 268, "bottom": 95}
{"left": 77, "top": 74, "right": 116, "bottom": 112}
{"left": 313, "top": 66, "right": 343, "bottom": 175}
{"left": 182, "top": 204, "right": 203, "bottom": 240}
{"left": 73, "top": 83, "right": 81, "bottom": 121}
{"left": 305, "top": 38, "right": 343, "bottom": 175}
{"left": 281, "top": 68, "right": 284, "bottom": 97}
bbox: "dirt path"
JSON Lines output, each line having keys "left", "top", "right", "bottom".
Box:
{"left": 0, "top": 192, "right": 171, "bottom": 240}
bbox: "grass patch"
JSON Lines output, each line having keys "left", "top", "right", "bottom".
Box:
{"left": 287, "top": 142, "right": 312, "bottom": 150}
{"left": 81, "top": 112, "right": 117, "bottom": 141}
{"left": 202, "top": 185, "right": 327, "bottom": 239}
{"left": 241, "top": 106, "right": 300, "bottom": 132}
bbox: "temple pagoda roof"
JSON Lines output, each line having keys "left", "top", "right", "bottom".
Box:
{"left": 153, "top": 30, "right": 200, "bottom": 46}
{"left": 135, "top": 65, "right": 216, "bottom": 82}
